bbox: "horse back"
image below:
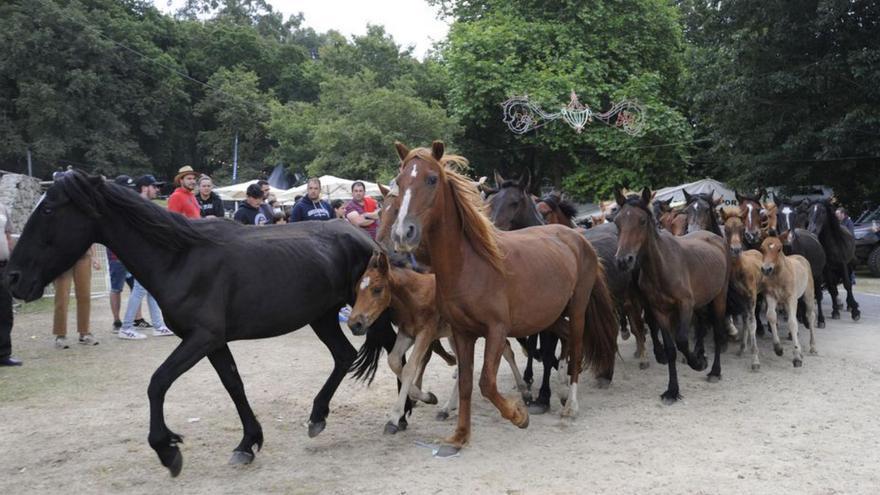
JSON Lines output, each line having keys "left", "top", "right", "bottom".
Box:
{"left": 671, "top": 231, "right": 728, "bottom": 306}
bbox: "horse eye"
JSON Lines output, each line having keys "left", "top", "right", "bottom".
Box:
{"left": 426, "top": 175, "right": 438, "bottom": 186}
{"left": 639, "top": 217, "right": 647, "bottom": 226}
{"left": 371, "top": 287, "right": 383, "bottom": 295}
{"left": 42, "top": 206, "right": 53, "bottom": 215}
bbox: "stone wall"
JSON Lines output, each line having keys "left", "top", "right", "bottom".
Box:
{"left": 0, "top": 172, "right": 43, "bottom": 234}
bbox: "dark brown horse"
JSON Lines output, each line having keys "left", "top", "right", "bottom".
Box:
{"left": 614, "top": 188, "right": 730, "bottom": 403}
{"left": 390, "top": 141, "right": 618, "bottom": 456}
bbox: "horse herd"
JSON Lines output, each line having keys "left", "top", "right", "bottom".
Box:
{"left": 4, "top": 142, "right": 860, "bottom": 477}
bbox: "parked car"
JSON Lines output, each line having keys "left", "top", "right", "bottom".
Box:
{"left": 854, "top": 206, "right": 880, "bottom": 276}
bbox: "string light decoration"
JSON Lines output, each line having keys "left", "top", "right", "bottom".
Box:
{"left": 501, "top": 91, "right": 645, "bottom": 136}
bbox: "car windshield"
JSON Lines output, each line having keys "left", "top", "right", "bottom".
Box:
{"left": 856, "top": 207, "right": 880, "bottom": 224}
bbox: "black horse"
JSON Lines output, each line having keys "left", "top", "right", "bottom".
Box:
{"left": 6, "top": 171, "right": 398, "bottom": 477}
{"left": 775, "top": 200, "right": 829, "bottom": 328}
{"left": 808, "top": 200, "right": 860, "bottom": 321}
{"left": 682, "top": 190, "right": 723, "bottom": 236}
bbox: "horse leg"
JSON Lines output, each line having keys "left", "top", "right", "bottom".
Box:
{"left": 555, "top": 339, "right": 570, "bottom": 406}
{"left": 765, "top": 296, "right": 784, "bottom": 357}
{"left": 501, "top": 339, "right": 531, "bottom": 402}
{"left": 386, "top": 333, "right": 432, "bottom": 434}
{"left": 308, "top": 310, "right": 357, "bottom": 438}
{"left": 439, "top": 332, "right": 477, "bottom": 457}
{"left": 627, "top": 301, "right": 650, "bottom": 369}
{"left": 387, "top": 332, "right": 414, "bottom": 380}
{"left": 646, "top": 310, "right": 667, "bottom": 365}
{"left": 437, "top": 337, "right": 458, "bottom": 421}
{"left": 707, "top": 294, "right": 726, "bottom": 382}
{"left": 659, "top": 327, "right": 681, "bottom": 404}
{"left": 814, "top": 283, "right": 826, "bottom": 329}
{"left": 676, "top": 305, "right": 705, "bottom": 371}
{"left": 840, "top": 262, "right": 860, "bottom": 321}
{"left": 755, "top": 294, "right": 765, "bottom": 336}
{"left": 148, "top": 335, "right": 216, "bottom": 477}
{"left": 207, "top": 345, "right": 263, "bottom": 466}
{"left": 747, "top": 296, "right": 760, "bottom": 371}
{"left": 529, "top": 331, "right": 558, "bottom": 414}
{"left": 618, "top": 303, "right": 631, "bottom": 341}
{"left": 560, "top": 305, "right": 586, "bottom": 419}
{"left": 805, "top": 292, "right": 818, "bottom": 356}
{"left": 787, "top": 297, "right": 804, "bottom": 367}
{"left": 479, "top": 329, "right": 529, "bottom": 426}
{"left": 521, "top": 334, "right": 536, "bottom": 388}
{"left": 826, "top": 267, "right": 841, "bottom": 319}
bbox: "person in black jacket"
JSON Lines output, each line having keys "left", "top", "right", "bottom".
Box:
{"left": 233, "top": 184, "right": 270, "bottom": 225}
{"left": 196, "top": 175, "right": 225, "bottom": 218}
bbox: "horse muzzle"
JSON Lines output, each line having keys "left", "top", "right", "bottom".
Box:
{"left": 761, "top": 265, "right": 774, "bottom": 276}
{"left": 616, "top": 253, "right": 637, "bottom": 272}
{"left": 390, "top": 219, "right": 421, "bottom": 253}
{"left": 5, "top": 270, "right": 44, "bottom": 302}
{"left": 347, "top": 314, "right": 372, "bottom": 336}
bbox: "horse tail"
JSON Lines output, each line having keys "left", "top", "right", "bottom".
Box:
{"left": 431, "top": 340, "right": 457, "bottom": 366}
{"left": 582, "top": 262, "right": 619, "bottom": 380}
{"left": 350, "top": 310, "right": 397, "bottom": 385}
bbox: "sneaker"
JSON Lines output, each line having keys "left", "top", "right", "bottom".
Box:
{"left": 112, "top": 320, "right": 122, "bottom": 334}
{"left": 54, "top": 336, "right": 70, "bottom": 349}
{"left": 133, "top": 318, "right": 152, "bottom": 329}
{"left": 118, "top": 328, "right": 147, "bottom": 340}
{"left": 152, "top": 326, "right": 174, "bottom": 337}
{"left": 78, "top": 333, "right": 99, "bottom": 346}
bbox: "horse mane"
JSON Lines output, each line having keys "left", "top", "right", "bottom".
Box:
{"left": 541, "top": 193, "right": 577, "bottom": 223}
{"left": 408, "top": 148, "right": 505, "bottom": 272}
{"left": 58, "top": 171, "right": 215, "bottom": 250}
{"left": 686, "top": 192, "right": 723, "bottom": 236}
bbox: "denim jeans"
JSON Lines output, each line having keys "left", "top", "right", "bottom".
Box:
{"left": 122, "top": 279, "right": 165, "bottom": 329}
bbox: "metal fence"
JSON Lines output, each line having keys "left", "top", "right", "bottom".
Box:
{"left": 41, "top": 244, "right": 111, "bottom": 299}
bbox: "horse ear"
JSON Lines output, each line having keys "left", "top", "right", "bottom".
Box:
{"left": 757, "top": 188, "right": 767, "bottom": 201}
{"left": 641, "top": 187, "right": 652, "bottom": 205}
{"left": 394, "top": 141, "right": 410, "bottom": 161}
{"left": 614, "top": 187, "right": 626, "bottom": 206}
{"left": 431, "top": 140, "right": 445, "bottom": 161}
{"left": 735, "top": 190, "right": 744, "bottom": 203}
{"left": 683, "top": 189, "right": 693, "bottom": 204}
{"left": 778, "top": 230, "right": 790, "bottom": 243}
{"left": 518, "top": 169, "right": 531, "bottom": 192}
{"left": 378, "top": 182, "right": 390, "bottom": 197}
{"left": 494, "top": 170, "right": 504, "bottom": 187}
{"left": 377, "top": 250, "right": 390, "bottom": 274}
{"left": 714, "top": 195, "right": 723, "bottom": 207}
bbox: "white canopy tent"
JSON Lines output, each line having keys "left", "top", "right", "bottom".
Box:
{"left": 213, "top": 180, "right": 287, "bottom": 201}
{"left": 278, "top": 175, "right": 383, "bottom": 203}
{"left": 653, "top": 178, "right": 739, "bottom": 208}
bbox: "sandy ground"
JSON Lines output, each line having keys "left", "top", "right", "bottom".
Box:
{"left": 2, "top": 290, "right": 880, "bottom": 495}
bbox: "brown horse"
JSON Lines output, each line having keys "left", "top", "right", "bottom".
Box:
{"left": 735, "top": 191, "right": 767, "bottom": 248}
{"left": 390, "top": 141, "right": 618, "bottom": 456}
{"left": 759, "top": 232, "right": 818, "bottom": 367}
{"left": 721, "top": 210, "right": 766, "bottom": 370}
{"left": 614, "top": 188, "right": 729, "bottom": 403}
{"left": 348, "top": 251, "right": 529, "bottom": 433}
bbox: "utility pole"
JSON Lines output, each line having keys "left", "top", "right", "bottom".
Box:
{"left": 232, "top": 131, "right": 239, "bottom": 184}
{"left": 26, "top": 147, "right": 32, "bottom": 176}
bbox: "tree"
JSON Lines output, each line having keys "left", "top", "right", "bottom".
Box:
{"left": 682, "top": 0, "right": 880, "bottom": 210}
{"left": 437, "top": 0, "right": 693, "bottom": 200}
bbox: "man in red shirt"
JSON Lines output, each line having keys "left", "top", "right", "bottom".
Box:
{"left": 167, "top": 166, "right": 201, "bottom": 219}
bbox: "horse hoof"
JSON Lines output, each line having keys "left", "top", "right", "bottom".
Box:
{"left": 818, "top": 320, "right": 826, "bottom": 329}
{"left": 809, "top": 348, "right": 818, "bottom": 355}
{"left": 559, "top": 397, "right": 567, "bottom": 407}
{"left": 515, "top": 414, "right": 530, "bottom": 429}
{"left": 774, "top": 345, "right": 784, "bottom": 357}
{"left": 228, "top": 450, "right": 254, "bottom": 466}
{"left": 852, "top": 310, "right": 861, "bottom": 322}
{"left": 707, "top": 374, "right": 721, "bottom": 383}
{"left": 436, "top": 410, "right": 450, "bottom": 421}
{"left": 793, "top": 358, "right": 803, "bottom": 368}
{"left": 639, "top": 361, "right": 650, "bottom": 370}
{"left": 655, "top": 355, "right": 668, "bottom": 365}
{"left": 527, "top": 402, "right": 550, "bottom": 415}
{"left": 307, "top": 420, "right": 326, "bottom": 438}
{"left": 660, "top": 392, "right": 680, "bottom": 405}
{"left": 384, "top": 421, "right": 399, "bottom": 435}
{"left": 424, "top": 392, "right": 438, "bottom": 405}
{"left": 596, "top": 377, "right": 612, "bottom": 390}
{"left": 831, "top": 311, "right": 840, "bottom": 320}
{"left": 751, "top": 363, "right": 761, "bottom": 371}
{"left": 691, "top": 356, "right": 708, "bottom": 372}
{"left": 434, "top": 444, "right": 461, "bottom": 458}
{"left": 620, "top": 329, "right": 631, "bottom": 341}
{"left": 166, "top": 449, "right": 183, "bottom": 478}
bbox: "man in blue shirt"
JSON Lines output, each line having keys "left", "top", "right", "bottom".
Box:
{"left": 234, "top": 184, "right": 270, "bottom": 225}
{"left": 290, "top": 177, "right": 333, "bottom": 222}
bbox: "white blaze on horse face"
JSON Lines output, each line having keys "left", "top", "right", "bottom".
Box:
{"left": 746, "top": 203, "right": 754, "bottom": 229}
{"left": 395, "top": 188, "right": 413, "bottom": 241}
{"left": 359, "top": 276, "right": 371, "bottom": 291}
{"left": 410, "top": 163, "right": 418, "bottom": 178}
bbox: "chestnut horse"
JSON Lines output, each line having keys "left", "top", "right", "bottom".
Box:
{"left": 390, "top": 141, "right": 618, "bottom": 456}
{"left": 759, "top": 232, "right": 818, "bottom": 367}
{"left": 348, "top": 251, "right": 529, "bottom": 433}
{"left": 614, "top": 188, "right": 729, "bottom": 403}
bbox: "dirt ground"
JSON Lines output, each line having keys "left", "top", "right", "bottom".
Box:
{"left": 2, "top": 290, "right": 880, "bottom": 495}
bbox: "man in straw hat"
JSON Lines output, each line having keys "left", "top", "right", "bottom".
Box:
{"left": 167, "top": 165, "right": 201, "bottom": 219}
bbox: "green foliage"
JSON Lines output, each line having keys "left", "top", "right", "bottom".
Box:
{"left": 440, "top": 0, "right": 693, "bottom": 201}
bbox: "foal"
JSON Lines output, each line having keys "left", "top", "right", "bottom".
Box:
{"left": 759, "top": 232, "right": 818, "bottom": 367}
{"left": 348, "top": 251, "right": 529, "bottom": 433}
{"left": 722, "top": 211, "right": 766, "bottom": 370}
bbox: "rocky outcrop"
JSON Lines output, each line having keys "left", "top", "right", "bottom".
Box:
{"left": 0, "top": 172, "right": 43, "bottom": 234}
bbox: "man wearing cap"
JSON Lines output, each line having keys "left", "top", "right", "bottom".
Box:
{"left": 118, "top": 175, "right": 175, "bottom": 340}
{"left": 233, "top": 184, "right": 270, "bottom": 225}
{"left": 167, "top": 166, "right": 201, "bottom": 219}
